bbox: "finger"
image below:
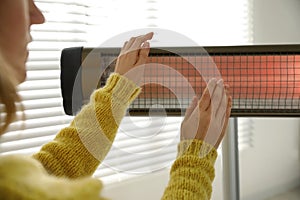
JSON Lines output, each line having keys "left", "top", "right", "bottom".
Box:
{"left": 214, "top": 95, "right": 232, "bottom": 148}
{"left": 131, "top": 32, "right": 154, "bottom": 51}
{"left": 184, "top": 96, "right": 198, "bottom": 119}
{"left": 199, "top": 78, "right": 217, "bottom": 111}
{"left": 121, "top": 33, "right": 154, "bottom": 64}
{"left": 143, "top": 32, "right": 154, "bottom": 41}
{"left": 124, "top": 37, "right": 136, "bottom": 51}
{"left": 135, "top": 42, "right": 150, "bottom": 66}
{"left": 181, "top": 99, "right": 199, "bottom": 140}
{"left": 224, "top": 84, "right": 229, "bottom": 90}
{"left": 202, "top": 80, "right": 225, "bottom": 148}
{"left": 227, "top": 95, "right": 232, "bottom": 117}
{"left": 225, "top": 84, "right": 231, "bottom": 107}
{"left": 145, "top": 32, "right": 154, "bottom": 40}
{"left": 211, "top": 79, "right": 225, "bottom": 115}
{"left": 186, "top": 105, "right": 201, "bottom": 139}
{"left": 142, "top": 41, "right": 150, "bottom": 48}
{"left": 120, "top": 41, "right": 129, "bottom": 54}
{"left": 217, "top": 83, "right": 230, "bottom": 116}
{"left": 133, "top": 32, "right": 154, "bottom": 46}
{"left": 215, "top": 87, "right": 232, "bottom": 147}
{"left": 124, "top": 32, "right": 153, "bottom": 49}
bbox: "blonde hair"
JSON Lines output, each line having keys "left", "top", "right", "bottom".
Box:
{"left": 0, "top": 54, "right": 20, "bottom": 135}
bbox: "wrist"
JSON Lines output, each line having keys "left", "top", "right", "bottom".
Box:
{"left": 100, "top": 73, "right": 141, "bottom": 104}
{"left": 178, "top": 139, "right": 217, "bottom": 159}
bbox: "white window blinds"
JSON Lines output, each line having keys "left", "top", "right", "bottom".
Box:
{"left": 0, "top": 0, "right": 252, "bottom": 185}
{"left": 0, "top": 0, "right": 87, "bottom": 155}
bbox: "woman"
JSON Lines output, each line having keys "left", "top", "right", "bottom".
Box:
{"left": 0, "top": 0, "right": 232, "bottom": 199}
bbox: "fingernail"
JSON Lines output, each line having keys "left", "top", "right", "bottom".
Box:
{"left": 208, "top": 78, "right": 217, "bottom": 84}
{"left": 193, "top": 96, "right": 198, "bottom": 102}
{"left": 146, "top": 32, "right": 154, "bottom": 39}
{"left": 217, "top": 79, "right": 224, "bottom": 84}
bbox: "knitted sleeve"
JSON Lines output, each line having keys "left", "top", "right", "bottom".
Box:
{"left": 0, "top": 155, "right": 108, "bottom": 200}
{"left": 161, "top": 140, "right": 218, "bottom": 200}
{"left": 32, "top": 73, "right": 141, "bottom": 179}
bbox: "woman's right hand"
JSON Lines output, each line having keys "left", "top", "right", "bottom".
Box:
{"left": 180, "top": 79, "right": 232, "bottom": 149}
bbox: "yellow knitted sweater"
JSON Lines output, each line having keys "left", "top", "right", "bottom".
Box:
{"left": 0, "top": 73, "right": 217, "bottom": 200}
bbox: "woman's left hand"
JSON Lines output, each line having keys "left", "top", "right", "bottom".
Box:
{"left": 115, "top": 32, "right": 154, "bottom": 84}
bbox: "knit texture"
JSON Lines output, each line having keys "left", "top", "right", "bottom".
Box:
{"left": 161, "top": 140, "right": 217, "bottom": 200}
{"left": 0, "top": 73, "right": 218, "bottom": 199}
{"left": 32, "top": 73, "right": 140, "bottom": 178}
{"left": 0, "top": 155, "right": 106, "bottom": 200}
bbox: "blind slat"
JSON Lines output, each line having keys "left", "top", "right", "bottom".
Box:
{"left": 6, "top": 116, "right": 71, "bottom": 132}
{"left": 14, "top": 107, "right": 66, "bottom": 121}
{"left": 0, "top": 135, "right": 55, "bottom": 153}
{"left": 23, "top": 70, "right": 60, "bottom": 80}
{"left": 19, "top": 98, "right": 64, "bottom": 110}
{"left": 26, "top": 62, "right": 60, "bottom": 71}
{"left": 19, "top": 89, "right": 61, "bottom": 100}
{"left": 28, "top": 42, "right": 85, "bottom": 52}
{"left": 0, "top": 124, "right": 69, "bottom": 143}
{"left": 31, "top": 32, "right": 86, "bottom": 42}
{"left": 36, "top": 0, "right": 87, "bottom": 7}
{"left": 96, "top": 150, "right": 177, "bottom": 178}
{"left": 18, "top": 80, "right": 60, "bottom": 91}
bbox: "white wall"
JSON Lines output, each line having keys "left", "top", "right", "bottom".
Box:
{"left": 102, "top": 1, "right": 300, "bottom": 199}
{"left": 240, "top": 0, "right": 300, "bottom": 199}
{"left": 253, "top": 0, "right": 300, "bottom": 44}
{"left": 102, "top": 156, "right": 225, "bottom": 200}
{"left": 102, "top": 169, "right": 170, "bottom": 200}
{"left": 239, "top": 118, "right": 300, "bottom": 200}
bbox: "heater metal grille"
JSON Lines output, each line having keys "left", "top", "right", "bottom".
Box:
{"left": 61, "top": 45, "right": 300, "bottom": 117}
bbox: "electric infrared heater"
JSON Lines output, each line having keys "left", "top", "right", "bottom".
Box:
{"left": 60, "top": 45, "right": 300, "bottom": 117}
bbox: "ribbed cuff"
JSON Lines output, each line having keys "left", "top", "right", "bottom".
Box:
{"left": 98, "top": 73, "right": 141, "bottom": 104}
{"left": 178, "top": 140, "right": 217, "bottom": 159}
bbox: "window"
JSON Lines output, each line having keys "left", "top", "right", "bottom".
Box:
{"left": 0, "top": 0, "right": 87, "bottom": 154}
{"left": 0, "top": 0, "right": 252, "bottom": 185}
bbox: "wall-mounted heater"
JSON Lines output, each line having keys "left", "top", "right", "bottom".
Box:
{"left": 61, "top": 45, "right": 300, "bottom": 117}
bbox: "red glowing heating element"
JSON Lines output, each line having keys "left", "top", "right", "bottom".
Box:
{"left": 129, "top": 45, "right": 300, "bottom": 116}
{"left": 139, "top": 55, "right": 300, "bottom": 99}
